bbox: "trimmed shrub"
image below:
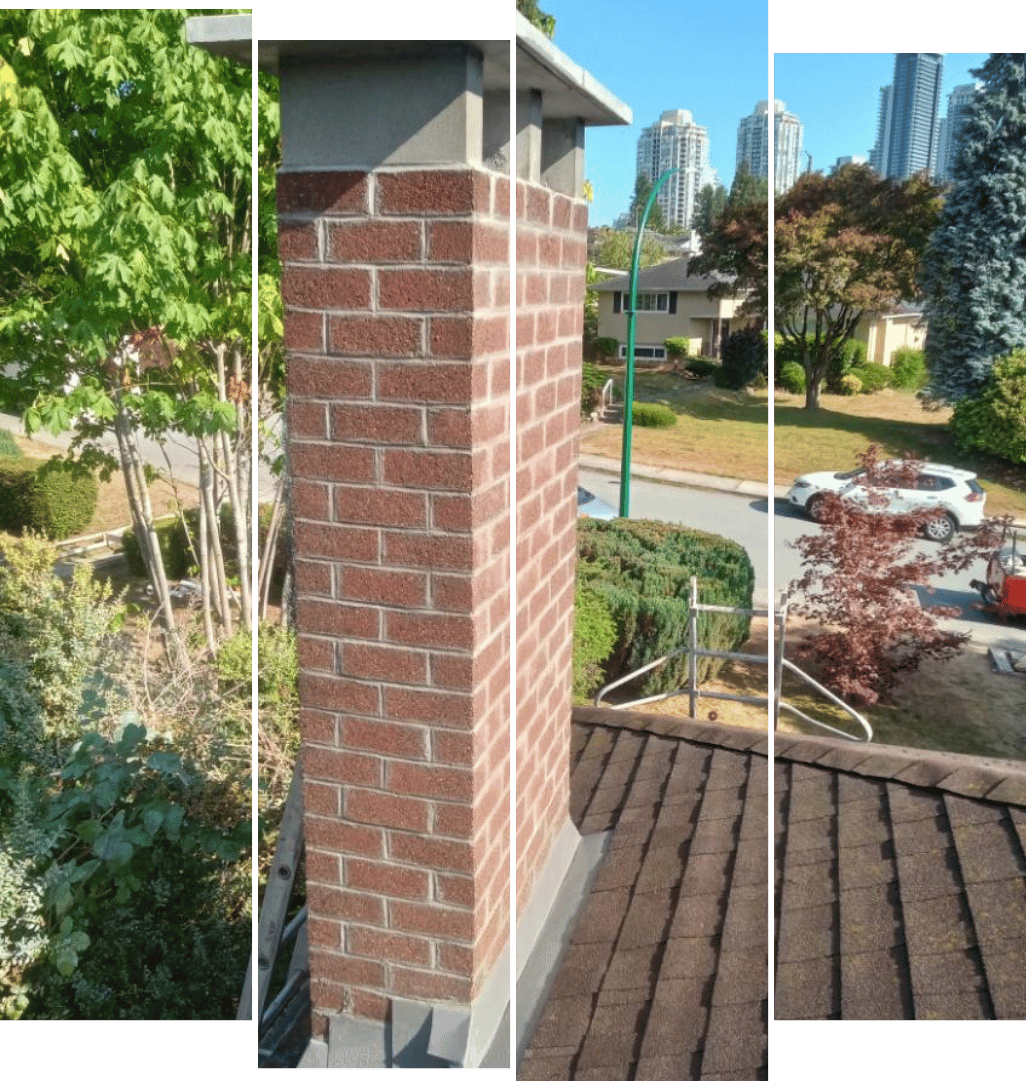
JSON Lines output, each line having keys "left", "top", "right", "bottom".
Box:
{"left": 581, "top": 362, "right": 606, "bottom": 415}
{"left": 950, "top": 350, "right": 1026, "bottom": 465}
{"left": 572, "top": 583, "right": 617, "bottom": 703}
{"left": 685, "top": 358, "right": 718, "bottom": 379}
{"left": 631, "top": 402, "right": 677, "bottom": 428}
{"left": 664, "top": 337, "right": 690, "bottom": 360}
{"left": 838, "top": 373, "right": 863, "bottom": 396}
{"left": 778, "top": 361, "right": 806, "bottom": 395}
{"left": 716, "top": 327, "right": 767, "bottom": 390}
{"left": 852, "top": 361, "right": 892, "bottom": 393}
{"left": 825, "top": 338, "right": 867, "bottom": 392}
{"left": 576, "top": 518, "right": 754, "bottom": 696}
{"left": 121, "top": 515, "right": 194, "bottom": 579}
{"left": 890, "top": 347, "right": 928, "bottom": 390}
{"left": 0, "top": 458, "right": 97, "bottom": 540}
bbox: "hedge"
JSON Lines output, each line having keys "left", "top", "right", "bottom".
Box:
{"left": 576, "top": 518, "right": 754, "bottom": 696}
{"left": 715, "top": 327, "right": 767, "bottom": 390}
{"left": 0, "top": 456, "right": 98, "bottom": 539}
{"left": 631, "top": 402, "right": 677, "bottom": 428}
{"left": 851, "top": 361, "right": 892, "bottom": 393}
{"left": 890, "top": 347, "right": 928, "bottom": 390}
{"left": 778, "top": 361, "right": 806, "bottom": 394}
{"left": 685, "top": 358, "right": 718, "bottom": 379}
{"left": 664, "top": 337, "right": 690, "bottom": 360}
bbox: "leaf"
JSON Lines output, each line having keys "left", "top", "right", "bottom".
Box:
{"left": 145, "top": 750, "right": 181, "bottom": 773}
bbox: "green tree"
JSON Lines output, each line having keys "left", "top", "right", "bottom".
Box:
{"left": 695, "top": 182, "right": 728, "bottom": 237}
{"left": 920, "top": 54, "right": 1026, "bottom": 403}
{"left": 591, "top": 228, "right": 666, "bottom": 272}
{"left": 0, "top": 10, "right": 272, "bottom": 657}
{"left": 728, "top": 160, "right": 768, "bottom": 207}
{"left": 516, "top": 0, "right": 556, "bottom": 37}
{"left": 775, "top": 164, "right": 941, "bottom": 409}
{"left": 628, "top": 172, "right": 667, "bottom": 232}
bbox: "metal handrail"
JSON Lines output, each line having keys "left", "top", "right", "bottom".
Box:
{"left": 592, "top": 576, "right": 873, "bottom": 742}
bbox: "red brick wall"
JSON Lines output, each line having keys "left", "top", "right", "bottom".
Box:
{"left": 514, "top": 178, "right": 588, "bottom": 918}
{"left": 279, "top": 166, "right": 510, "bottom": 1032}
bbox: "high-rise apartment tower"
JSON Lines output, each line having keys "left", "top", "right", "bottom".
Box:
{"left": 635, "top": 109, "right": 714, "bottom": 231}
{"left": 936, "top": 82, "right": 980, "bottom": 183}
{"left": 735, "top": 99, "right": 804, "bottom": 193}
{"left": 870, "top": 53, "right": 944, "bottom": 180}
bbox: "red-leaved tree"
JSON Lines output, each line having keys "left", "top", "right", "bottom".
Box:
{"left": 785, "top": 446, "right": 1007, "bottom": 706}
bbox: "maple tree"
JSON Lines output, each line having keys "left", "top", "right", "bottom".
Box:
{"left": 784, "top": 446, "right": 1005, "bottom": 707}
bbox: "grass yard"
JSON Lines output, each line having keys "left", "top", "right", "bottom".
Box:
{"left": 581, "top": 366, "right": 1026, "bottom": 520}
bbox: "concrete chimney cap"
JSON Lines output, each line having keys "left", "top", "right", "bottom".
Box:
{"left": 186, "top": 13, "right": 631, "bottom": 129}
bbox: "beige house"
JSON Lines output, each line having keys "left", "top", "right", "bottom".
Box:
{"left": 594, "top": 256, "right": 752, "bottom": 360}
{"left": 853, "top": 303, "right": 927, "bottom": 366}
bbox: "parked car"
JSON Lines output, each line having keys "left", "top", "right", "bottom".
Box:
{"left": 786, "top": 461, "right": 986, "bottom": 542}
{"left": 577, "top": 485, "right": 618, "bottom": 520}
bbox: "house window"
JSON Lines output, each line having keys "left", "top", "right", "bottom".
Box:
{"left": 618, "top": 344, "right": 667, "bottom": 361}
{"left": 635, "top": 292, "right": 669, "bottom": 312}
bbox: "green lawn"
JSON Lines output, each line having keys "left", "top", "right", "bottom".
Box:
{"left": 581, "top": 367, "right": 1026, "bottom": 520}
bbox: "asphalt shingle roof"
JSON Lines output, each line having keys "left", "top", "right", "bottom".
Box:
{"left": 517, "top": 706, "right": 1026, "bottom": 1064}
{"left": 591, "top": 257, "right": 734, "bottom": 295}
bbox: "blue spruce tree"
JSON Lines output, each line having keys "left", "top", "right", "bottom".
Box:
{"left": 921, "top": 53, "right": 1026, "bottom": 402}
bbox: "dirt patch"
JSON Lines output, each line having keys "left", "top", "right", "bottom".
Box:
{"left": 627, "top": 614, "right": 1026, "bottom": 762}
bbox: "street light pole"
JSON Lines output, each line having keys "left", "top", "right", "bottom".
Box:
{"left": 618, "top": 167, "right": 679, "bottom": 518}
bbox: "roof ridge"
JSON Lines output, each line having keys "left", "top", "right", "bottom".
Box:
{"left": 572, "top": 711, "right": 1026, "bottom": 807}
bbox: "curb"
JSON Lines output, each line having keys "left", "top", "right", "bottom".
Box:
{"left": 577, "top": 453, "right": 1026, "bottom": 536}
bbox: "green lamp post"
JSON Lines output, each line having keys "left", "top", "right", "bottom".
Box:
{"left": 618, "top": 167, "right": 679, "bottom": 518}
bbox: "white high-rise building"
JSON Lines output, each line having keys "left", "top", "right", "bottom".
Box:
{"left": 870, "top": 54, "right": 944, "bottom": 180}
{"left": 936, "top": 82, "right": 980, "bottom": 183}
{"left": 635, "top": 109, "right": 714, "bottom": 231}
{"left": 735, "top": 100, "right": 804, "bottom": 194}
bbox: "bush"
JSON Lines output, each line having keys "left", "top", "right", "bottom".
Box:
{"left": 0, "top": 458, "right": 98, "bottom": 540}
{"left": 664, "top": 337, "right": 690, "bottom": 360}
{"left": 716, "top": 327, "right": 767, "bottom": 390}
{"left": 778, "top": 361, "right": 806, "bottom": 395}
{"left": 838, "top": 373, "right": 863, "bottom": 396}
{"left": 852, "top": 362, "right": 892, "bottom": 393}
{"left": 825, "top": 338, "right": 867, "bottom": 392}
{"left": 685, "top": 358, "right": 718, "bottom": 379}
{"left": 890, "top": 347, "right": 929, "bottom": 390}
{"left": 121, "top": 515, "right": 194, "bottom": 580}
{"left": 0, "top": 430, "right": 21, "bottom": 458}
{"left": 631, "top": 402, "right": 677, "bottom": 428}
{"left": 592, "top": 337, "right": 619, "bottom": 362}
{"left": 576, "top": 518, "right": 754, "bottom": 696}
{"left": 581, "top": 362, "right": 606, "bottom": 415}
{"left": 950, "top": 350, "right": 1026, "bottom": 465}
{"left": 572, "top": 583, "right": 616, "bottom": 703}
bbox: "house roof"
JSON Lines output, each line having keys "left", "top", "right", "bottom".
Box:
{"left": 591, "top": 257, "right": 734, "bottom": 295}
{"left": 519, "top": 704, "right": 1026, "bottom": 1057}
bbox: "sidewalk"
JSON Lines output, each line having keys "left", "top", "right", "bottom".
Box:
{"left": 579, "top": 452, "right": 1026, "bottom": 535}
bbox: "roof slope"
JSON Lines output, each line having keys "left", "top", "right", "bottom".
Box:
{"left": 591, "top": 257, "right": 734, "bottom": 295}
{"left": 516, "top": 708, "right": 1026, "bottom": 1049}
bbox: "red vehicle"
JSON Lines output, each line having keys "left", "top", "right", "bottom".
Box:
{"left": 971, "top": 536, "right": 1026, "bottom": 618}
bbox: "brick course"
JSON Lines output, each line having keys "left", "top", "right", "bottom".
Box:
{"left": 281, "top": 165, "right": 510, "bottom": 1027}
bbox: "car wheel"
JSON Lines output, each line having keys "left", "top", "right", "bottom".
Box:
{"left": 805, "top": 494, "right": 827, "bottom": 522}
{"left": 924, "top": 512, "right": 956, "bottom": 543}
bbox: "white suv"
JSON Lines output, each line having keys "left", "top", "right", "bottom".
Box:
{"left": 787, "top": 461, "right": 986, "bottom": 542}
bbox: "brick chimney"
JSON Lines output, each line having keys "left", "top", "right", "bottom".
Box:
{"left": 185, "top": 18, "right": 631, "bottom": 1067}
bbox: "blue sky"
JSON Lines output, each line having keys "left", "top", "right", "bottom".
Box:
{"left": 549, "top": 0, "right": 769, "bottom": 227}
{"left": 773, "top": 54, "right": 990, "bottom": 175}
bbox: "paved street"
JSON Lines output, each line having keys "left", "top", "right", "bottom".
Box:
{"left": 580, "top": 458, "right": 1026, "bottom": 657}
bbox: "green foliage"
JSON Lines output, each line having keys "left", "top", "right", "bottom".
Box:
{"left": 664, "top": 337, "right": 690, "bottom": 360}
{"left": 778, "top": 361, "right": 807, "bottom": 394}
{"left": 0, "top": 533, "right": 123, "bottom": 742}
{"left": 577, "top": 518, "right": 754, "bottom": 696}
{"left": 630, "top": 173, "right": 666, "bottom": 232}
{"left": 716, "top": 327, "right": 768, "bottom": 389}
{"left": 121, "top": 516, "right": 193, "bottom": 580}
{"left": 592, "top": 337, "right": 619, "bottom": 361}
{"left": 572, "top": 583, "right": 616, "bottom": 703}
{"left": 851, "top": 361, "right": 893, "bottom": 393}
{"left": 890, "top": 347, "right": 929, "bottom": 390}
{"left": 838, "top": 373, "right": 863, "bottom": 396}
{"left": 950, "top": 350, "right": 1026, "bottom": 464}
{"left": 0, "top": 457, "right": 97, "bottom": 539}
{"left": 695, "top": 182, "right": 728, "bottom": 237}
{"left": 825, "top": 337, "right": 867, "bottom": 391}
{"left": 0, "top": 429, "right": 20, "bottom": 457}
{"left": 591, "top": 228, "right": 665, "bottom": 271}
{"left": 631, "top": 402, "right": 678, "bottom": 428}
{"left": 516, "top": 0, "right": 556, "bottom": 37}
{"left": 581, "top": 363, "right": 606, "bottom": 416}
{"left": 685, "top": 358, "right": 719, "bottom": 379}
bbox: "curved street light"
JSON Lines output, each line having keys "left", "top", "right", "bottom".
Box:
{"left": 618, "top": 167, "right": 679, "bottom": 517}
